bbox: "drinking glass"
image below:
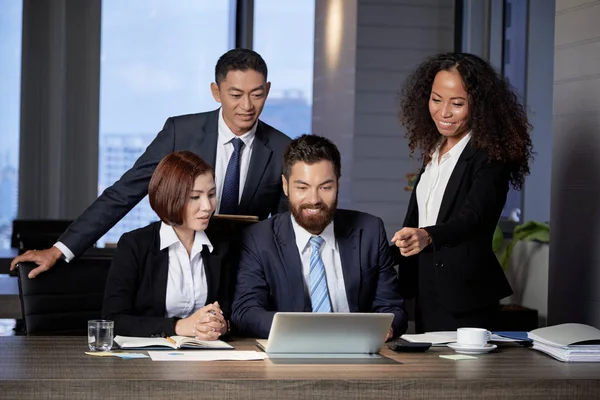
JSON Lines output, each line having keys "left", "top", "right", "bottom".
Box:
{"left": 87, "top": 320, "right": 114, "bottom": 351}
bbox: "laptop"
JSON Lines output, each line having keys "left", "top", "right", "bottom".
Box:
{"left": 256, "top": 312, "right": 394, "bottom": 357}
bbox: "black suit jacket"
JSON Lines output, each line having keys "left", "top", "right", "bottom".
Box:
{"left": 102, "top": 222, "right": 235, "bottom": 337}
{"left": 60, "top": 109, "right": 291, "bottom": 257}
{"left": 231, "top": 210, "right": 408, "bottom": 339}
{"left": 400, "top": 142, "right": 513, "bottom": 313}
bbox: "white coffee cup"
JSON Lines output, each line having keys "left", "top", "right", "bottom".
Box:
{"left": 456, "top": 327, "right": 491, "bottom": 347}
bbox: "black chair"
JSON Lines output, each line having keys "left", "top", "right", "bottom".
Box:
{"left": 11, "top": 219, "right": 116, "bottom": 260}
{"left": 16, "top": 258, "right": 111, "bottom": 335}
{"left": 11, "top": 219, "right": 73, "bottom": 254}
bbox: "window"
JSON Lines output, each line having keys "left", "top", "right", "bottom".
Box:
{"left": 98, "top": 0, "right": 232, "bottom": 246}
{"left": 0, "top": 0, "right": 22, "bottom": 249}
{"left": 500, "top": 0, "right": 527, "bottom": 222}
{"left": 253, "top": 0, "right": 315, "bottom": 138}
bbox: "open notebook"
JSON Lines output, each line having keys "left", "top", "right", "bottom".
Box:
{"left": 114, "top": 335, "right": 233, "bottom": 350}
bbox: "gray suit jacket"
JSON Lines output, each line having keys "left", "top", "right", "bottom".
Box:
{"left": 59, "top": 109, "right": 291, "bottom": 257}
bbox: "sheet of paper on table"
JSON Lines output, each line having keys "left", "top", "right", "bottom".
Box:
{"left": 401, "top": 332, "right": 457, "bottom": 346}
{"left": 439, "top": 354, "right": 477, "bottom": 360}
{"left": 85, "top": 352, "right": 149, "bottom": 359}
{"left": 148, "top": 350, "right": 268, "bottom": 361}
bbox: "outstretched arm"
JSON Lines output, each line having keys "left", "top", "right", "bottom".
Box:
{"left": 11, "top": 118, "right": 177, "bottom": 278}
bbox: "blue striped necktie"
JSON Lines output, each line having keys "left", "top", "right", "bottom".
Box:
{"left": 219, "top": 138, "right": 244, "bottom": 214}
{"left": 309, "top": 236, "right": 332, "bottom": 313}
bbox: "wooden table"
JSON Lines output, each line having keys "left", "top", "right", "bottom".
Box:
{"left": 1, "top": 337, "right": 599, "bottom": 399}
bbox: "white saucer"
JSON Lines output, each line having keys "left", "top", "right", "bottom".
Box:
{"left": 447, "top": 342, "right": 497, "bottom": 355}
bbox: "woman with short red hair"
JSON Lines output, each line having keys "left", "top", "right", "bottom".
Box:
{"left": 102, "top": 151, "right": 233, "bottom": 339}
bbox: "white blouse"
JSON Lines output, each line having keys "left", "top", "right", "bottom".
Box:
{"left": 416, "top": 132, "right": 472, "bottom": 227}
{"left": 160, "top": 222, "right": 213, "bottom": 318}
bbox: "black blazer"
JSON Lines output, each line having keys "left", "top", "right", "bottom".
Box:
{"left": 102, "top": 222, "right": 235, "bottom": 337}
{"left": 400, "top": 142, "right": 513, "bottom": 313}
{"left": 231, "top": 210, "right": 408, "bottom": 339}
{"left": 60, "top": 109, "right": 292, "bottom": 257}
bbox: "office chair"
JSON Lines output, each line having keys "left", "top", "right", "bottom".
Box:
{"left": 17, "top": 258, "right": 111, "bottom": 335}
{"left": 11, "top": 219, "right": 73, "bottom": 254}
{"left": 11, "top": 219, "right": 116, "bottom": 259}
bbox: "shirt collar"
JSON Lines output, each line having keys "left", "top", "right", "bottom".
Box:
{"left": 290, "top": 214, "right": 338, "bottom": 253}
{"left": 447, "top": 130, "right": 472, "bottom": 158}
{"left": 432, "top": 131, "right": 472, "bottom": 163}
{"left": 217, "top": 107, "right": 257, "bottom": 148}
{"left": 159, "top": 222, "right": 213, "bottom": 254}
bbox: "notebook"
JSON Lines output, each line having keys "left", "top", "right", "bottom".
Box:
{"left": 114, "top": 335, "right": 233, "bottom": 350}
{"left": 528, "top": 323, "right": 600, "bottom": 362}
{"left": 528, "top": 323, "right": 600, "bottom": 347}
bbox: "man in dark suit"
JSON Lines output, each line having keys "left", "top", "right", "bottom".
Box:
{"left": 231, "top": 135, "right": 407, "bottom": 339}
{"left": 11, "top": 48, "right": 291, "bottom": 279}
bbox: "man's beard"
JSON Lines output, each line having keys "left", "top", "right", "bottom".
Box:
{"left": 290, "top": 199, "right": 337, "bottom": 235}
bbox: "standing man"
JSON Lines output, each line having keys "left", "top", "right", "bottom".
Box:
{"left": 231, "top": 135, "right": 407, "bottom": 339}
{"left": 12, "top": 48, "right": 291, "bottom": 278}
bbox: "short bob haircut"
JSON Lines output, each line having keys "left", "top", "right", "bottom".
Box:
{"left": 149, "top": 151, "right": 215, "bottom": 226}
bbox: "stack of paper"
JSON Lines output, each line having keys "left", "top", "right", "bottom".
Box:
{"left": 528, "top": 323, "right": 600, "bottom": 362}
{"left": 401, "top": 332, "right": 456, "bottom": 346}
{"left": 401, "top": 331, "right": 526, "bottom": 346}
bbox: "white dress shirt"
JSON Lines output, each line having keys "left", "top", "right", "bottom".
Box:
{"left": 56, "top": 107, "right": 257, "bottom": 262}
{"left": 291, "top": 216, "right": 350, "bottom": 312}
{"left": 160, "top": 222, "right": 213, "bottom": 319}
{"left": 416, "top": 132, "right": 472, "bottom": 227}
{"left": 214, "top": 108, "right": 257, "bottom": 213}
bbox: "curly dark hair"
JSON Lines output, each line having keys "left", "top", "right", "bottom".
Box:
{"left": 399, "top": 52, "right": 533, "bottom": 190}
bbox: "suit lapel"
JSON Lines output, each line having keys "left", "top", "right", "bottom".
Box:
{"left": 334, "top": 214, "right": 361, "bottom": 312}
{"left": 404, "top": 166, "right": 424, "bottom": 227}
{"left": 195, "top": 109, "right": 219, "bottom": 168}
{"left": 274, "top": 214, "right": 310, "bottom": 311}
{"left": 202, "top": 246, "right": 222, "bottom": 305}
{"left": 239, "top": 121, "right": 273, "bottom": 213}
{"left": 150, "top": 225, "right": 170, "bottom": 316}
{"left": 436, "top": 141, "right": 478, "bottom": 224}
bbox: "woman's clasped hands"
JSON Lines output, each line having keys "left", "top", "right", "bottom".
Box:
{"left": 174, "top": 301, "right": 228, "bottom": 340}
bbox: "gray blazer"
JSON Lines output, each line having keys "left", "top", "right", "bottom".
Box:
{"left": 59, "top": 109, "right": 291, "bottom": 257}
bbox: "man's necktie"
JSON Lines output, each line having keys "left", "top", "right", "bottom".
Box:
{"left": 309, "top": 236, "right": 332, "bottom": 313}
{"left": 220, "top": 138, "right": 244, "bottom": 214}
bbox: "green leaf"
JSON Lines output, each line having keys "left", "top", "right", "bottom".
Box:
{"left": 492, "top": 224, "right": 504, "bottom": 254}
{"left": 512, "top": 221, "right": 550, "bottom": 243}
{"left": 497, "top": 221, "right": 550, "bottom": 270}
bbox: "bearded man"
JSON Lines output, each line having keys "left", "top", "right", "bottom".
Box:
{"left": 231, "top": 134, "right": 407, "bottom": 339}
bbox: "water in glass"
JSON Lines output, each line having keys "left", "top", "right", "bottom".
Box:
{"left": 88, "top": 320, "right": 114, "bottom": 352}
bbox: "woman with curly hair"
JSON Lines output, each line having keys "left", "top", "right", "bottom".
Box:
{"left": 391, "top": 52, "right": 534, "bottom": 333}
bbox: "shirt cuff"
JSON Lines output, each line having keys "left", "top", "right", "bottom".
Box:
{"left": 54, "top": 242, "right": 75, "bottom": 263}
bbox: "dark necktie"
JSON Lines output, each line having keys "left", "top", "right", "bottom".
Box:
{"left": 220, "top": 138, "right": 244, "bottom": 214}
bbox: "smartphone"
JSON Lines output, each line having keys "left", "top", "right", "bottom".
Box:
{"left": 388, "top": 337, "right": 431, "bottom": 352}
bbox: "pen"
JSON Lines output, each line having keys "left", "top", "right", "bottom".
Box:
{"left": 166, "top": 336, "right": 177, "bottom": 345}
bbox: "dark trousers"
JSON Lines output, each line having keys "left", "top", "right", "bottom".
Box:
{"left": 413, "top": 252, "right": 500, "bottom": 333}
